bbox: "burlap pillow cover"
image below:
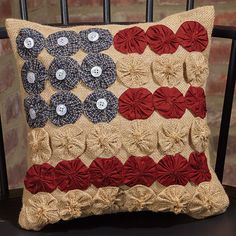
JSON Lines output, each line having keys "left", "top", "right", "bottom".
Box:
{"left": 5, "top": 6, "right": 229, "bottom": 231}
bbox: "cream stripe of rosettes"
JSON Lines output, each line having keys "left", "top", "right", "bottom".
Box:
{"left": 28, "top": 119, "right": 211, "bottom": 163}
{"left": 116, "top": 53, "right": 209, "bottom": 88}
{"left": 19, "top": 182, "right": 229, "bottom": 231}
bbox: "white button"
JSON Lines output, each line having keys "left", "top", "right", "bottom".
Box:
{"left": 57, "top": 37, "right": 69, "bottom": 46}
{"left": 56, "top": 104, "right": 67, "bottom": 116}
{"left": 27, "top": 72, "right": 36, "bottom": 84}
{"left": 88, "top": 31, "right": 99, "bottom": 42}
{"left": 96, "top": 98, "right": 107, "bottom": 110}
{"left": 91, "top": 66, "right": 102, "bottom": 77}
{"left": 56, "top": 69, "right": 66, "bottom": 81}
{"left": 24, "top": 37, "right": 34, "bottom": 49}
{"left": 29, "top": 108, "right": 36, "bottom": 119}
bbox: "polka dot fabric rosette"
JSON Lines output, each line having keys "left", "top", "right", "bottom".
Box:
{"left": 6, "top": 6, "right": 229, "bottom": 231}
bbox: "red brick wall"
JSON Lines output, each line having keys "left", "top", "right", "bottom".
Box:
{"left": 0, "top": 0, "right": 235, "bottom": 188}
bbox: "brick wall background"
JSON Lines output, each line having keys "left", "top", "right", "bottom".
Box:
{"left": 0, "top": 0, "right": 235, "bottom": 189}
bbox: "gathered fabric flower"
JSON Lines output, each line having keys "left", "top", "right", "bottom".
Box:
{"left": 55, "top": 159, "right": 90, "bottom": 192}
{"left": 58, "top": 190, "right": 92, "bottom": 221}
{"left": 79, "top": 28, "right": 113, "bottom": 53}
{"left": 83, "top": 89, "right": 118, "bottom": 123}
{"left": 116, "top": 55, "right": 151, "bottom": 88}
{"left": 188, "top": 152, "right": 211, "bottom": 185}
{"left": 24, "top": 95, "right": 49, "bottom": 128}
{"left": 46, "top": 30, "right": 80, "bottom": 57}
{"left": 92, "top": 187, "right": 121, "bottom": 214}
{"left": 188, "top": 182, "right": 229, "bottom": 219}
{"left": 185, "top": 52, "right": 209, "bottom": 86}
{"left": 152, "top": 55, "right": 183, "bottom": 87}
{"left": 87, "top": 123, "right": 122, "bottom": 158}
{"left": 21, "top": 59, "right": 47, "bottom": 94}
{"left": 155, "top": 154, "right": 190, "bottom": 186}
{"left": 16, "top": 28, "right": 45, "bottom": 60}
{"left": 113, "top": 26, "right": 147, "bottom": 54}
{"left": 124, "top": 185, "right": 156, "bottom": 212}
{"left": 25, "top": 193, "right": 60, "bottom": 230}
{"left": 24, "top": 163, "right": 56, "bottom": 194}
{"left": 48, "top": 57, "right": 82, "bottom": 91}
{"left": 158, "top": 120, "right": 188, "bottom": 155}
{"left": 51, "top": 124, "right": 86, "bottom": 160}
{"left": 122, "top": 120, "right": 156, "bottom": 156}
{"left": 153, "top": 87, "right": 186, "bottom": 119}
{"left": 190, "top": 117, "right": 210, "bottom": 152}
{"left": 81, "top": 53, "right": 116, "bottom": 90}
{"left": 89, "top": 157, "right": 123, "bottom": 188}
{"left": 28, "top": 128, "right": 52, "bottom": 164}
{"left": 151, "top": 185, "right": 191, "bottom": 214}
{"left": 176, "top": 21, "right": 208, "bottom": 52}
{"left": 122, "top": 156, "right": 157, "bottom": 187}
{"left": 185, "top": 86, "right": 207, "bottom": 118}
{"left": 146, "top": 25, "right": 179, "bottom": 55}
{"left": 119, "top": 88, "right": 154, "bottom": 120}
{"left": 49, "top": 91, "right": 83, "bottom": 127}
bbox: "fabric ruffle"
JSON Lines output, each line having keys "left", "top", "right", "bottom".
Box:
{"left": 190, "top": 117, "right": 210, "bottom": 152}
{"left": 176, "top": 21, "right": 208, "bottom": 52}
{"left": 23, "top": 193, "right": 59, "bottom": 231}
{"left": 51, "top": 124, "right": 86, "bottom": 160}
{"left": 81, "top": 53, "right": 116, "bottom": 90}
{"left": 92, "top": 187, "right": 121, "bottom": 214}
{"left": 122, "top": 120, "right": 156, "bottom": 156}
{"left": 188, "top": 182, "right": 229, "bottom": 219}
{"left": 151, "top": 185, "right": 191, "bottom": 214}
{"left": 185, "top": 52, "right": 209, "bottom": 86}
{"left": 146, "top": 25, "right": 179, "bottom": 55}
{"left": 24, "top": 163, "right": 56, "bottom": 194}
{"left": 46, "top": 30, "right": 80, "bottom": 57}
{"left": 188, "top": 152, "right": 211, "bottom": 185}
{"left": 83, "top": 89, "right": 118, "bottom": 123}
{"left": 153, "top": 87, "right": 186, "bottom": 119}
{"left": 124, "top": 185, "right": 156, "bottom": 212}
{"left": 89, "top": 157, "right": 123, "bottom": 188}
{"left": 55, "top": 159, "right": 90, "bottom": 192}
{"left": 49, "top": 91, "right": 83, "bottom": 127}
{"left": 152, "top": 55, "right": 183, "bottom": 87}
{"left": 16, "top": 28, "right": 45, "bottom": 59}
{"left": 118, "top": 88, "right": 154, "bottom": 120}
{"left": 86, "top": 123, "right": 122, "bottom": 158}
{"left": 155, "top": 154, "right": 190, "bottom": 186}
{"left": 21, "top": 59, "right": 47, "bottom": 94}
{"left": 185, "top": 86, "right": 207, "bottom": 118}
{"left": 79, "top": 28, "right": 113, "bottom": 53}
{"left": 28, "top": 128, "right": 52, "bottom": 164}
{"left": 58, "top": 190, "right": 92, "bottom": 221}
{"left": 24, "top": 95, "right": 49, "bottom": 128}
{"left": 122, "top": 156, "right": 157, "bottom": 187}
{"left": 113, "top": 26, "right": 147, "bottom": 54}
{"left": 48, "top": 57, "right": 81, "bottom": 91}
{"left": 158, "top": 120, "right": 188, "bottom": 155}
{"left": 116, "top": 55, "right": 151, "bottom": 88}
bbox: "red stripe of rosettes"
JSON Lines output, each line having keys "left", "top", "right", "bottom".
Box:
{"left": 118, "top": 87, "right": 206, "bottom": 120}
{"left": 24, "top": 152, "right": 211, "bottom": 194}
{"left": 113, "top": 21, "right": 208, "bottom": 55}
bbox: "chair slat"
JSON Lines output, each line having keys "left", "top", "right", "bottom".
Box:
{"left": 215, "top": 39, "right": 236, "bottom": 182}
{"left": 186, "top": 0, "right": 194, "bottom": 11}
{"left": 103, "top": 0, "right": 111, "bottom": 24}
{"left": 0, "top": 116, "right": 8, "bottom": 200}
{"left": 60, "top": 0, "right": 69, "bottom": 25}
{"left": 146, "top": 0, "right": 154, "bottom": 22}
{"left": 19, "top": 0, "right": 28, "bottom": 20}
